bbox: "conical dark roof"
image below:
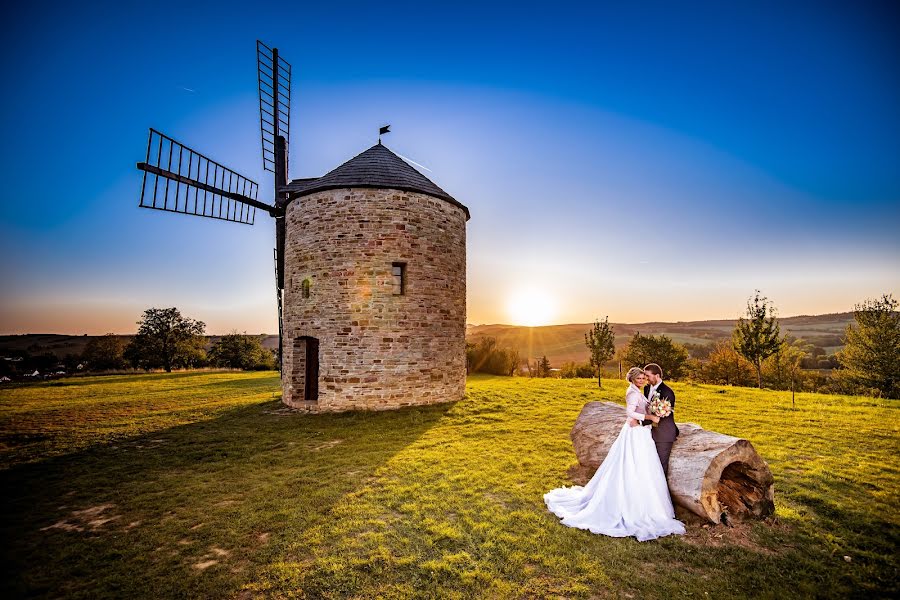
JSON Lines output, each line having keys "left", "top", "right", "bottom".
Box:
{"left": 280, "top": 143, "right": 469, "bottom": 219}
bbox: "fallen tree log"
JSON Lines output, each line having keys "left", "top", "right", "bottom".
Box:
{"left": 570, "top": 401, "right": 775, "bottom": 524}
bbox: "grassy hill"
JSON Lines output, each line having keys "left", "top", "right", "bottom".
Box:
{"left": 467, "top": 313, "right": 853, "bottom": 364}
{"left": 1, "top": 372, "right": 896, "bottom": 598}
{"left": 1, "top": 313, "right": 852, "bottom": 369}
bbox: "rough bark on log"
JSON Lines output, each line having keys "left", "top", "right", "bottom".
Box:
{"left": 570, "top": 401, "right": 775, "bottom": 524}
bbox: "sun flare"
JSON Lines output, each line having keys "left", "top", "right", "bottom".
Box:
{"left": 506, "top": 287, "right": 558, "bottom": 327}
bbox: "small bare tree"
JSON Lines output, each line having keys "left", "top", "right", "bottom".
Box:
{"left": 733, "top": 291, "right": 782, "bottom": 388}
{"left": 585, "top": 316, "right": 615, "bottom": 388}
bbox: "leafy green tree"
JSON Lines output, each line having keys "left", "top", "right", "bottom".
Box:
{"left": 701, "top": 340, "right": 755, "bottom": 386}
{"left": 62, "top": 353, "right": 82, "bottom": 372}
{"left": 538, "top": 355, "right": 552, "bottom": 378}
{"left": 585, "top": 316, "right": 616, "bottom": 388}
{"left": 684, "top": 342, "right": 715, "bottom": 360}
{"left": 619, "top": 332, "right": 690, "bottom": 380}
{"left": 506, "top": 348, "right": 521, "bottom": 377}
{"left": 465, "top": 340, "right": 477, "bottom": 374}
{"left": 619, "top": 332, "right": 652, "bottom": 368}
{"left": 559, "top": 361, "right": 596, "bottom": 379}
{"left": 762, "top": 339, "right": 807, "bottom": 392}
{"left": 465, "top": 336, "right": 520, "bottom": 376}
{"left": 124, "top": 307, "right": 206, "bottom": 372}
{"left": 81, "top": 333, "right": 126, "bottom": 371}
{"left": 527, "top": 355, "right": 552, "bottom": 378}
{"left": 467, "top": 336, "right": 496, "bottom": 373}
{"left": 837, "top": 294, "right": 900, "bottom": 399}
{"left": 208, "top": 332, "right": 276, "bottom": 370}
{"left": 733, "top": 291, "right": 782, "bottom": 388}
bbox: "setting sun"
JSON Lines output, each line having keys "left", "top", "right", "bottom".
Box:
{"left": 506, "top": 287, "right": 558, "bottom": 326}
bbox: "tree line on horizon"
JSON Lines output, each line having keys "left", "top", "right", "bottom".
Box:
{"left": 122, "top": 308, "right": 277, "bottom": 372}
{"left": 4, "top": 293, "right": 897, "bottom": 399}
{"left": 0, "top": 308, "right": 277, "bottom": 379}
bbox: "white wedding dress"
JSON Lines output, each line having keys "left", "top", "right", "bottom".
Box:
{"left": 544, "top": 382, "right": 685, "bottom": 541}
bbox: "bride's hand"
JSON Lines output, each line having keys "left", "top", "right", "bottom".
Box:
{"left": 648, "top": 414, "right": 660, "bottom": 424}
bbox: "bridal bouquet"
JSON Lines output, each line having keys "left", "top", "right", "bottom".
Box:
{"left": 648, "top": 392, "right": 672, "bottom": 428}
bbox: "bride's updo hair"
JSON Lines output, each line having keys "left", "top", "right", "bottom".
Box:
{"left": 625, "top": 367, "right": 644, "bottom": 383}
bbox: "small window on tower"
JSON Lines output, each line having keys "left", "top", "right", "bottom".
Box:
{"left": 301, "top": 278, "right": 311, "bottom": 299}
{"left": 392, "top": 262, "right": 406, "bottom": 295}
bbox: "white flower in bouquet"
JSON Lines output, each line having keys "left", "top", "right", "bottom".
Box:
{"left": 648, "top": 391, "right": 672, "bottom": 427}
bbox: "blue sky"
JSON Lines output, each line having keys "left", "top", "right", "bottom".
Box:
{"left": 1, "top": 0, "right": 898, "bottom": 333}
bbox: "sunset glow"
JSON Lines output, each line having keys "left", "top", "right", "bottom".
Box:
{"left": 506, "top": 287, "right": 558, "bottom": 327}
{"left": 0, "top": 3, "right": 897, "bottom": 335}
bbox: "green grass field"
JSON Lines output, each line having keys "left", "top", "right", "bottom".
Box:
{"left": 1, "top": 372, "right": 897, "bottom": 598}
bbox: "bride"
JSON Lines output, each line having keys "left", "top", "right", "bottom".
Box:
{"left": 543, "top": 367, "right": 685, "bottom": 541}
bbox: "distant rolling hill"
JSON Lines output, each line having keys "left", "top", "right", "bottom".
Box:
{"left": 466, "top": 313, "right": 853, "bottom": 365}
{"left": 1, "top": 313, "right": 852, "bottom": 367}
{"left": 0, "top": 334, "right": 280, "bottom": 360}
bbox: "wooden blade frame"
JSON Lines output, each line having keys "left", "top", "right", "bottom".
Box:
{"left": 137, "top": 128, "right": 273, "bottom": 225}
{"left": 257, "top": 40, "right": 291, "bottom": 173}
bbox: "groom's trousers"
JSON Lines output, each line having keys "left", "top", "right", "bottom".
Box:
{"left": 655, "top": 442, "right": 674, "bottom": 476}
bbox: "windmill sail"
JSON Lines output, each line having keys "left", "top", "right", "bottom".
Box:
{"left": 257, "top": 40, "right": 291, "bottom": 173}
{"left": 134, "top": 40, "right": 293, "bottom": 367}
{"left": 257, "top": 40, "right": 293, "bottom": 367}
{"left": 137, "top": 128, "right": 272, "bottom": 225}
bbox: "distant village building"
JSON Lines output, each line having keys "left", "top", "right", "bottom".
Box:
{"left": 278, "top": 142, "right": 470, "bottom": 412}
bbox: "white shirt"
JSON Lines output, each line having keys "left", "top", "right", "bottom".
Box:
{"left": 647, "top": 379, "right": 662, "bottom": 401}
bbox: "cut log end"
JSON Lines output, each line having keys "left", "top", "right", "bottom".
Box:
{"left": 713, "top": 460, "right": 775, "bottom": 524}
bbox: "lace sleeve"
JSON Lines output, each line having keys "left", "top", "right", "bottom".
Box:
{"left": 625, "top": 388, "right": 646, "bottom": 421}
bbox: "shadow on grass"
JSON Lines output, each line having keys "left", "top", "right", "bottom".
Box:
{"left": 20, "top": 371, "right": 240, "bottom": 389}
{"left": 0, "top": 398, "right": 456, "bottom": 599}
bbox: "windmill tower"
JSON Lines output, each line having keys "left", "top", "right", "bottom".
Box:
{"left": 135, "top": 42, "right": 470, "bottom": 412}
{"left": 278, "top": 142, "right": 469, "bottom": 411}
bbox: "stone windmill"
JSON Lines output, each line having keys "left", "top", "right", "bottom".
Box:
{"left": 135, "top": 41, "right": 470, "bottom": 412}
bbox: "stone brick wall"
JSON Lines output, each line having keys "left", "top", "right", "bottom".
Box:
{"left": 281, "top": 187, "right": 467, "bottom": 412}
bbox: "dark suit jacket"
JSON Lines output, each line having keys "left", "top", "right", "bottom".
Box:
{"left": 643, "top": 381, "right": 679, "bottom": 443}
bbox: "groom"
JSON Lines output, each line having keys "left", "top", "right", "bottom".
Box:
{"left": 641, "top": 363, "right": 679, "bottom": 476}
